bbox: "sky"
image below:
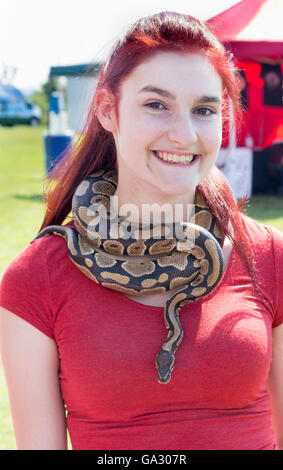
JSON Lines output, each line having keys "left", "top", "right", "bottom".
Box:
{"left": 1, "top": 0, "right": 240, "bottom": 92}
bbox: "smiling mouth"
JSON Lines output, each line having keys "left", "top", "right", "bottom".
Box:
{"left": 151, "top": 150, "right": 199, "bottom": 166}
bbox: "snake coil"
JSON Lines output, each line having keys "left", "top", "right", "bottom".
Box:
{"left": 35, "top": 169, "right": 224, "bottom": 384}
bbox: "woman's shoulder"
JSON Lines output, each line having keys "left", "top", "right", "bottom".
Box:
{"left": 5, "top": 225, "right": 70, "bottom": 275}
{"left": 0, "top": 221, "right": 81, "bottom": 338}
{"left": 239, "top": 214, "right": 283, "bottom": 278}
{"left": 0, "top": 221, "right": 74, "bottom": 300}
{"left": 0, "top": 227, "right": 71, "bottom": 338}
{"left": 239, "top": 214, "right": 283, "bottom": 327}
{"left": 240, "top": 213, "right": 283, "bottom": 249}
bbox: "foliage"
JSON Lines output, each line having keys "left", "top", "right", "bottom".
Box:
{"left": 30, "top": 77, "right": 58, "bottom": 126}
{"left": 31, "top": 89, "right": 48, "bottom": 125}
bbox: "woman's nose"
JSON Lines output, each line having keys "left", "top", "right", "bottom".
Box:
{"left": 167, "top": 112, "right": 198, "bottom": 147}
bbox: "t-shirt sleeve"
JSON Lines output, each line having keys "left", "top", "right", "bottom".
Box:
{"left": 270, "top": 225, "right": 283, "bottom": 328}
{"left": 0, "top": 238, "right": 55, "bottom": 339}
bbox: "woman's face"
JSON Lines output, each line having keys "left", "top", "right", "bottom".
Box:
{"left": 111, "top": 51, "right": 223, "bottom": 199}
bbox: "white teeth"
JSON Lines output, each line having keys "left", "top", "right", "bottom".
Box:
{"left": 155, "top": 151, "right": 195, "bottom": 164}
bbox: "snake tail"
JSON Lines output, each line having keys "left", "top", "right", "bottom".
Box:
{"left": 34, "top": 225, "right": 74, "bottom": 240}
{"left": 155, "top": 291, "right": 185, "bottom": 384}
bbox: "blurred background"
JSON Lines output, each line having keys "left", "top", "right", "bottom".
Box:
{"left": 0, "top": 0, "right": 282, "bottom": 450}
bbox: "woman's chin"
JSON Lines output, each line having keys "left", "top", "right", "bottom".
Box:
{"left": 155, "top": 172, "right": 198, "bottom": 191}
{"left": 152, "top": 181, "right": 197, "bottom": 200}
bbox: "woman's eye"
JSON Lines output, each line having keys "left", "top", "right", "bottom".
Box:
{"left": 195, "top": 107, "right": 215, "bottom": 116}
{"left": 145, "top": 102, "right": 166, "bottom": 110}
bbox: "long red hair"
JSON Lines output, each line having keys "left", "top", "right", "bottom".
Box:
{"left": 39, "top": 12, "right": 265, "bottom": 304}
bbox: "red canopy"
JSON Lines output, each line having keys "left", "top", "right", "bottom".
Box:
{"left": 207, "top": 0, "right": 283, "bottom": 149}
{"left": 207, "top": 0, "right": 283, "bottom": 62}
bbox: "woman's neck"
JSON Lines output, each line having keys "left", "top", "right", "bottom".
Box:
{"left": 113, "top": 173, "right": 196, "bottom": 225}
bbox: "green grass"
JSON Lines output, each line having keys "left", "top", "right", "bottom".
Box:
{"left": 0, "top": 125, "right": 45, "bottom": 277}
{"left": 0, "top": 125, "right": 282, "bottom": 449}
{"left": 0, "top": 125, "right": 46, "bottom": 449}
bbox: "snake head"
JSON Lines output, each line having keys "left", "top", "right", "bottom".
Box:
{"left": 155, "top": 349, "right": 175, "bottom": 384}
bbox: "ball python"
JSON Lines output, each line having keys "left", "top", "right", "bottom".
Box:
{"left": 35, "top": 169, "right": 224, "bottom": 384}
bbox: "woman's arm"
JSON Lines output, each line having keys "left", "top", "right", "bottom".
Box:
{"left": 0, "top": 307, "right": 67, "bottom": 450}
{"left": 268, "top": 322, "right": 283, "bottom": 450}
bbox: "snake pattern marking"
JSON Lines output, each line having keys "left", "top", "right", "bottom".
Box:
{"left": 35, "top": 169, "right": 224, "bottom": 384}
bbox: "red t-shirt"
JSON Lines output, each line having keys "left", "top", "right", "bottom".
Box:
{"left": 1, "top": 215, "right": 283, "bottom": 450}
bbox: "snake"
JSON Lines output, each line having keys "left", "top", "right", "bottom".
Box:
{"left": 35, "top": 169, "right": 224, "bottom": 384}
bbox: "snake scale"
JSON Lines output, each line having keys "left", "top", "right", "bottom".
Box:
{"left": 35, "top": 169, "right": 224, "bottom": 384}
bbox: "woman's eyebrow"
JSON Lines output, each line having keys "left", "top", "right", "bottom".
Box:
{"left": 138, "top": 85, "right": 176, "bottom": 100}
{"left": 138, "top": 86, "right": 221, "bottom": 104}
{"left": 195, "top": 95, "right": 222, "bottom": 104}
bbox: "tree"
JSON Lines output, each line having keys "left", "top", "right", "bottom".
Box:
{"left": 30, "top": 78, "right": 57, "bottom": 125}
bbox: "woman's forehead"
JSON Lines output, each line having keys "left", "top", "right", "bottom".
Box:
{"left": 120, "top": 51, "right": 223, "bottom": 99}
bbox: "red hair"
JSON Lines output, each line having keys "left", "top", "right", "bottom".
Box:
{"left": 39, "top": 12, "right": 265, "bottom": 305}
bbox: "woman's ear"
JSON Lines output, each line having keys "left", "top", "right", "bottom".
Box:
{"left": 94, "top": 89, "right": 118, "bottom": 133}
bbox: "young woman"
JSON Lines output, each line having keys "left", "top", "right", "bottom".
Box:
{"left": 1, "top": 12, "right": 283, "bottom": 451}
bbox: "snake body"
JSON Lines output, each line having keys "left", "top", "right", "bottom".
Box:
{"left": 35, "top": 169, "right": 224, "bottom": 384}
